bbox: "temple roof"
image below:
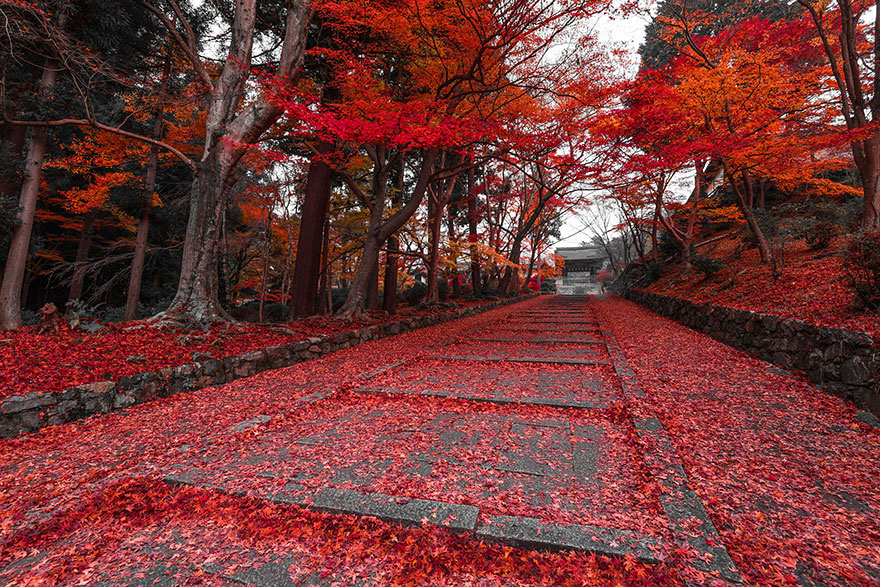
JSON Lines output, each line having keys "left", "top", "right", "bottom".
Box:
{"left": 555, "top": 246, "right": 606, "bottom": 261}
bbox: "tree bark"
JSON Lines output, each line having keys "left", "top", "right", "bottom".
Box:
{"left": 339, "top": 148, "right": 438, "bottom": 318}
{"left": 68, "top": 211, "right": 96, "bottom": 302}
{"left": 125, "top": 53, "right": 170, "bottom": 321}
{"left": 467, "top": 167, "right": 481, "bottom": 295}
{"left": 291, "top": 142, "right": 333, "bottom": 317}
{"left": 723, "top": 160, "right": 773, "bottom": 264}
{"left": 382, "top": 163, "right": 404, "bottom": 314}
{"left": 383, "top": 234, "right": 400, "bottom": 313}
{"left": 426, "top": 194, "right": 444, "bottom": 303}
{"left": 0, "top": 61, "right": 58, "bottom": 331}
{"left": 318, "top": 216, "right": 331, "bottom": 315}
{"left": 448, "top": 211, "right": 460, "bottom": 299}
{"left": 157, "top": 0, "right": 310, "bottom": 322}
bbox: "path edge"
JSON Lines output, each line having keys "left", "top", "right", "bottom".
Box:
{"left": 0, "top": 294, "right": 538, "bottom": 439}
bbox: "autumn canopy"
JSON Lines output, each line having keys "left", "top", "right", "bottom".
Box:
{"left": 0, "top": 0, "right": 878, "bottom": 328}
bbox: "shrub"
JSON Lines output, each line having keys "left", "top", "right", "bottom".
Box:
{"left": 804, "top": 221, "right": 837, "bottom": 251}
{"left": 402, "top": 282, "right": 427, "bottom": 305}
{"left": 691, "top": 254, "right": 724, "bottom": 277}
{"left": 658, "top": 232, "right": 683, "bottom": 260}
{"left": 844, "top": 229, "right": 880, "bottom": 310}
{"left": 331, "top": 287, "right": 350, "bottom": 312}
{"left": 639, "top": 261, "right": 664, "bottom": 286}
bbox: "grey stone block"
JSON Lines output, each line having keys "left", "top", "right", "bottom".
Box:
{"left": 300, "top": 487, "right": 479, "bottom": 532}
{"left": 856, "top": 410, "right": 880, "bottom": 429}
{"left": 0, "top": 392, "right": 56, "bottom": 414}
{"left": 475, "top": 515, "right": 661, "bottom": 563}
{"left": 231, "top": 414, "right": 272, "bottom": 433}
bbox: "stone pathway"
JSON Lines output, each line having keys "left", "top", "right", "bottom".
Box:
{"left": 3, "top": 295, "right": 877, "bottom": 586}
{"left": 161, "top": 296, "right": 739, "bottom": 583}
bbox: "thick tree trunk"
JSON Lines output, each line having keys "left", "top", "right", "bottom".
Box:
{"left": 499, "top": 238, "right": 522, "bottom": 296}
{"left": 157, "top": 0, "right": 310, "bottom": 323}
{"left": 160, "top": 155, "right": 230, "bottom": 321}
{"left": 0, "top": 62, "right": 58, "bottom": 331}
{"left": 341, "top": 232, "right": 382, "bottom": 317}
{"left": 366, "top": 257, "right": 380, "bottom": 311}
{"left": 291, "top": 143, "right": 333, "bottom": 317}
{"left": 68, "top": 212, "right": 96, "bottom": 302}
{"left": 857, "top": 141, "right": 880, "bottom": 228}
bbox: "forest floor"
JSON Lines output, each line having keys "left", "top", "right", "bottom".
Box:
{"left": 1, "top": 295, "right": 877, "bottom": 586}
{"left": 0, "top": 298, "right": 489, "bottom": 400}
{"left": 645, "top": 234, "right": 880, "bottom": 337}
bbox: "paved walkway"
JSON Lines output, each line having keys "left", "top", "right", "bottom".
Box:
{"left": 1, "top": 296, "right": 877, "bottom": 586}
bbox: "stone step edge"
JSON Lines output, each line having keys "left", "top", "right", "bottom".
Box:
{"left": 0, "top": 294, "right": 538, "bottom": 439}
{"left": 162, "top": 473, "right": 664, "bottom": 565}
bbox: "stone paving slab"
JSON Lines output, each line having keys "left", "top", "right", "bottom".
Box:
{"left": 434, "top": 354, "right": 610, "bottom": 366}
{"left": 355, "top": 387, "right": 607, "bottom": 410}
{"left": 493, "top": 325, "right": 602, "bottom": 333}
{"left": 159, "top": 395, "right": 663, "bottom": 542}
{"left": 470, "top": 337, "right": 605, "bottom": 345}
{"left": 356, "top": 359, "right": 623, "bottom": 409}
{"left": 437, "top": 341, "right": 610, "bottom": 359}
{"left": 475, "top": 515, "right": 662, "bottom": 564}
{"left": 596, "top": 319, "right": 742, "bottom": 584}
{"left": 271, "top": 483, "right": 481, "bottom": 532}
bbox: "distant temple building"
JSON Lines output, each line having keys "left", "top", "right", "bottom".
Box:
{"left": 555, "top": 246, "right": 609, "bottom": 295}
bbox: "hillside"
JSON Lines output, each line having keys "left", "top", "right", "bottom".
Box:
{"left": 643, "top": 233, "right": 880, "bottom": 338}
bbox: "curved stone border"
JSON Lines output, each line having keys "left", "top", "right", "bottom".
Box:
{"left": 0, "top": 295, "right": 538, "bottom": 438}
{"left": 625, "top": 290, "right": 879, "bottom": 417}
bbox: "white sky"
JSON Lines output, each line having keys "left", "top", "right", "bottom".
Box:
{"left": 554, "top": 5, "right": 652, "bottom": 249}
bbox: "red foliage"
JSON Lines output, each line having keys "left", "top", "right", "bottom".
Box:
{"left": 0, "top": 299, "right": 680, "bottom": 586}
{"left": 646, "top": 236, "right": 880, "bottom": 338}
{"left": 593, "top": 297, "right": 880, "bottom": 587}
{"left": 0, "top": 300, "right": 488, "bottom": 400}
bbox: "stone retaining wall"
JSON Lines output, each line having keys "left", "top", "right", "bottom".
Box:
{"left": 625, "top": 290, "right": 880, "bottom": 416}
{"left": 0, "top": 295, "right": 537, "bottom": 438}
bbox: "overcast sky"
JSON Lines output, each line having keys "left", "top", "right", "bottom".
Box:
{"left": 554, "top": 6, "right": 651, "bottom": 250}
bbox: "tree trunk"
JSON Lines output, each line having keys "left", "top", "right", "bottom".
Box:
{"left": 158, "top": 0, "right": 310, "bottom": 323}
{"left": 467, "top": 167, "right": 481, "bottom": 295}
{"left": 68, "top": 211, "right": 96, "bottom": 302}
{"left": 339, "top": 148, "right": 438, "bottom": 318}
{"left": 448, "top": 212, "right": 460, "bottom": 299}
{"left": 857, "top": 141, "right": 880, "bottom": 228}
{"left": 258, "top": 210, "right": 272, "bottom": 323}
{"left": 366, "top": 257, "right": 380, "bottom": 311}
{"left": 125, "top": 55, "right": 170, "bottom": 321}
{"left": 318, "top": 217, "right": 331, "bottom": 315}
{"left": 291, "top": 142, "right": 333, "bottom": 317}
{"left": 383, "top": 234, "right": 399, "bottom": 314}
{"left": 382, "top": 163, "right": 403, "bottom": 314}
{"left": 426, "top": 195, "right": 444, "bottom": 303}
{"left": 161, "top": 154, "right": 230, "bottom": 321}
{"left": 0, "top": 61, "right": 58, "bottom": 331}
{"left": 724, "top": 162, "right": 773, "bottom": 264}
{"left": 499, "top": 238, "right": 522, "bottom": 296}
